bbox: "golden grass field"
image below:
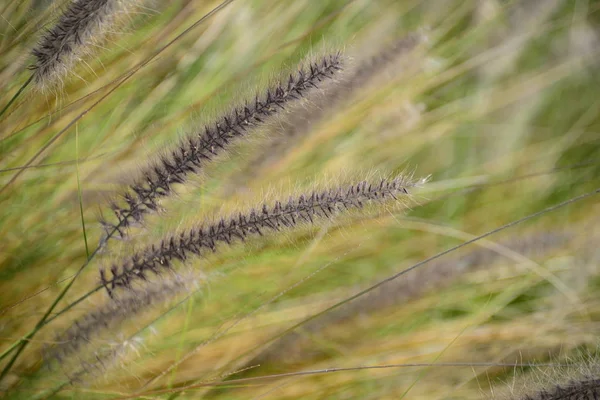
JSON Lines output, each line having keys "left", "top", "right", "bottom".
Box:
{"left": 1, "top": 0, "right": 600, "bottom": 398}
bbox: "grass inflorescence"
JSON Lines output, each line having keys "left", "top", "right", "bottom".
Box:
{"left": 521, "top": 379, "right": 600, "bottom": 400}
{"left": 101, "top": 177, "right": 415, "bottom": 296}
{"left": 31, "top": 0, "right": 146, "bottom": 90}
{"left": 46, "top": 274, "right": 195, "bottom": 369}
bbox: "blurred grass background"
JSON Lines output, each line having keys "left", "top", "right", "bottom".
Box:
{"left": 1, "top": 0, "right": 600, "bottom": 398}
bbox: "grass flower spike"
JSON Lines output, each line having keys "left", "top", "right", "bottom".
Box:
{"left": 101, "top": 176, "right": 416, "bottom": 296}
{"left": 46, "top": 275, "right": 194, "bottom": 369}
{"left": 235, "top": 34, "right": 424, "bottom": 183}
{"left": 245, "top": 231, "right": 572, "bottom": 369}
{"left": 518, "top": 378, "right": 600, "bottom": 400}
{"left": 31, "top": 0, "right": 143, "bottom": 88}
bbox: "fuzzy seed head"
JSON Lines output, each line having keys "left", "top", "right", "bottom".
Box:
{"left": 101, "top": 175, "right": 416, "bottom": 296}
{"left": 519, "top": 378, "right": 600, "bottom": 400}
{"left": 45, "top": 276, "right": 193, "bottom": 368}
{"left": 31, "top": 0, "right": 142, "bottom": 89}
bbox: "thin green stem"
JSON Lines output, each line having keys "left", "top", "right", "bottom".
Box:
{"left": 0, "top": 74, "right": 32, "bottom": 120}
{"left": 75, "top": 123, "right": 89, "bottom": 258}
{"left": 0, "top": 257, "right": 103, "bottom": 382}
{"left": 169, "top": 296, "right": 195, "bottom": 389}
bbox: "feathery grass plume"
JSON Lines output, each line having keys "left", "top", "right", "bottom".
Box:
{"left": 494, "top": 351, "right": 600, "bottom": 400}
{"left": 100, "top": 53, "right": 344, "bottom": 243}
{"left": 239, "top": 231, "right": 572, "bottom": 370}
{"left": 226, "top": 33, "right": 424, "bottom": 190}
{"left": 61, "top": 334, "right": 142, "bottom": 388}
{"left": 101, "top": 175, "right": 418, "bottom": 297}
{"left": 45, "top": 274, "right": 196, "bottom": 371}
{"left": 348, "top": 32, "right": 426, "bottom": 86}
{"left": 517, "top": 378, "right": 600, "bottom": 400}
{"left": 31, "top": 0, "right": 144, "bottom": 89}
{"left": 46, "top": 322, "right": 149, "bottom": 393}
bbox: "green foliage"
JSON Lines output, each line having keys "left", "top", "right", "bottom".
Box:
{"left": 0, "top": 0, "right": 599, "bottom": 399}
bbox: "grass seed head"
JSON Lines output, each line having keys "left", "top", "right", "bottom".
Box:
{"left": 101, "top": 175, "right": 416, "bottom": 296}
{"left": 31, "top": 0, "right": 144, "bottom": 90}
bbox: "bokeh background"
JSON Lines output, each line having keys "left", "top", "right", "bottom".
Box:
{"left": 1, "top": 0, "right": 600, "bottom": 398}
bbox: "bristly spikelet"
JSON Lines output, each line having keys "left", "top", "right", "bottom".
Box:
{"left": 518, "top": 378, "right": 600, "bottom": 400}
{"left": 492, "top": 350, "right": 600, "bottom": 400}
{"left": 100, "top": 175, "right": 416, "bottom": 297}
{"left": 100, "top": 53, "right": 344, "bottom": 243}
{"left": 229, "top": 33, "right": 424, "bottom": 188}
{"left": 31, "top": 0, "right": 143, "bottom": 89}
{"left": 45, "top": 275, "right": 195, "bottom": 370}
{"left": 243, "top": 231, "right": 572, "bottom": 369}
{"left": 348, "top": 32, "right": 425, "bottom": 87}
